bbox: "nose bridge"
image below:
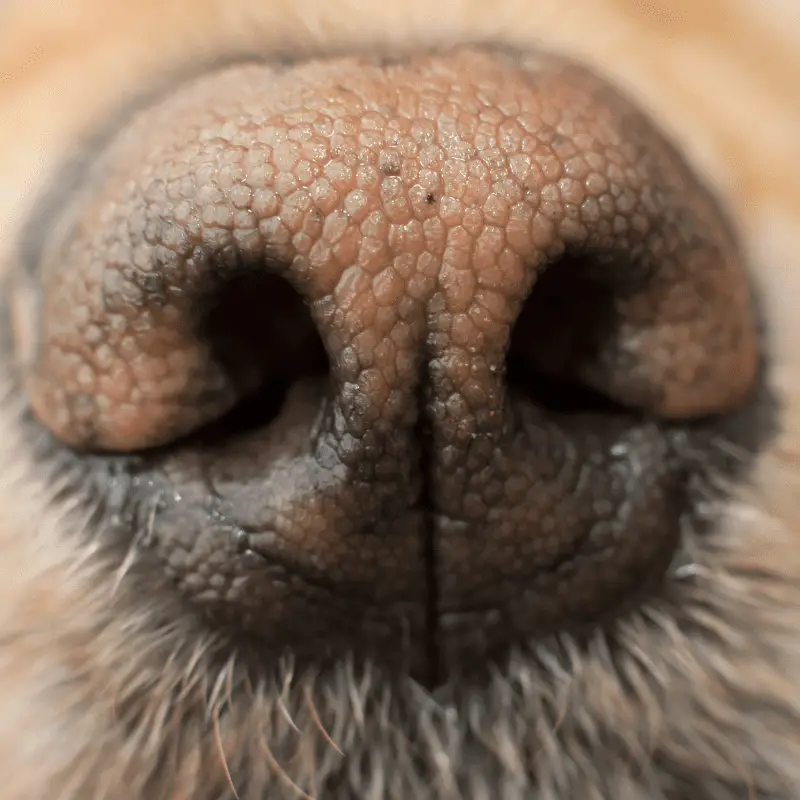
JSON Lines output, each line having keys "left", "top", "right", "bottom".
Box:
{"left": 308, "top": 180, "right": 533, "bottom": 477}
{"left": 299, "top": 115, "right": 541, "bottom": 463}
{"left": 304, "top": 226, "right": 523, "bottom": 499}
{"left": 278, "top": 98, "right": 540, "bottom": 470}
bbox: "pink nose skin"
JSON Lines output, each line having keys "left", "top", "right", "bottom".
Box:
{"left": 17, "top": 47, "right": 760, "bottom": 679}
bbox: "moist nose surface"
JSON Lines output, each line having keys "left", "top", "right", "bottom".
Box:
{"left": 20, "top": 48, "right": 759, "bottom": 677}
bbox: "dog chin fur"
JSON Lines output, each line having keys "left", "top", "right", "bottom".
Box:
{"left": 0, "top": 369, "right": 799, "bottom": 800}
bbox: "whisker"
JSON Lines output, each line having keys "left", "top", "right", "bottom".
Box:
{"left": 213, "top": 706, "right": 240, "bottom": 800}
{"left": 257, "top": 717, "right": 317, "bottom": 800}
{"left": 109, "top": 493, "right": 162, "bottom": 596}
{"left": 278, "top": 660, "right": 302, "bottom": 734}
{"left": 304, "top": 683, "right": 343, "bottom": 756}
{"left": 208, "top": 659, "right": 232, "bottom": 721}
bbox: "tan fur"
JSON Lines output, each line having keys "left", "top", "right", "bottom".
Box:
{"left": 0, "top": 1, "right": 798, "bottom": 797}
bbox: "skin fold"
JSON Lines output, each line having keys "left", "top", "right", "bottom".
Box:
{"left": 0, "top": 2, "right": 799, "bottom": 799}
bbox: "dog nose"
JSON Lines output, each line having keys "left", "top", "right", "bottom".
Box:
{"left": 24, "top": 48, "right": 756, "bottom": 456}
{"left": 18, "top": 47, "right": 760, "bottom": 674}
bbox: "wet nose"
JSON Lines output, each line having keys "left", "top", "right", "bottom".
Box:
{"left": 18, "top": 47, "right": 759, "bottom": 673}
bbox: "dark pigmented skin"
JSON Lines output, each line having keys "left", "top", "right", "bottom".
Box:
{"left": 11, "top": 46, "right": 761, "bottom": 680}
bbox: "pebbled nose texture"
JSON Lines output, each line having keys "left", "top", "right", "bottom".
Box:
{"left": 17, "top": 47, "right": 760, "bottom": 676}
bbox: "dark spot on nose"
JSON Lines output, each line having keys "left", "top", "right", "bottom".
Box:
{"left": 14, "top": 46, "right": 768, "bottom": 684}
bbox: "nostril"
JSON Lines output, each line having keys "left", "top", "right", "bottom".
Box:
{"left": 195, "top": 270, "right": 328, "bottom": 444}
{"left": 23, "top": 253, "right": 330, "bottom": 454}
{"left": 506, "top": 214, "right": 758, "bottom": 424}
{"left": 508, "top": 255, "right": 633, "bottom": 416}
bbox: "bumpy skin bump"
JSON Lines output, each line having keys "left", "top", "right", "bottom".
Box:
{"left": 15, "top": 47, "right": 760, "bottom": 677}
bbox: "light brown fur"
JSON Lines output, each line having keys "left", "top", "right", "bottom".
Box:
{"left": 0, "top": 1, "right": 798, "bottom": 798}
